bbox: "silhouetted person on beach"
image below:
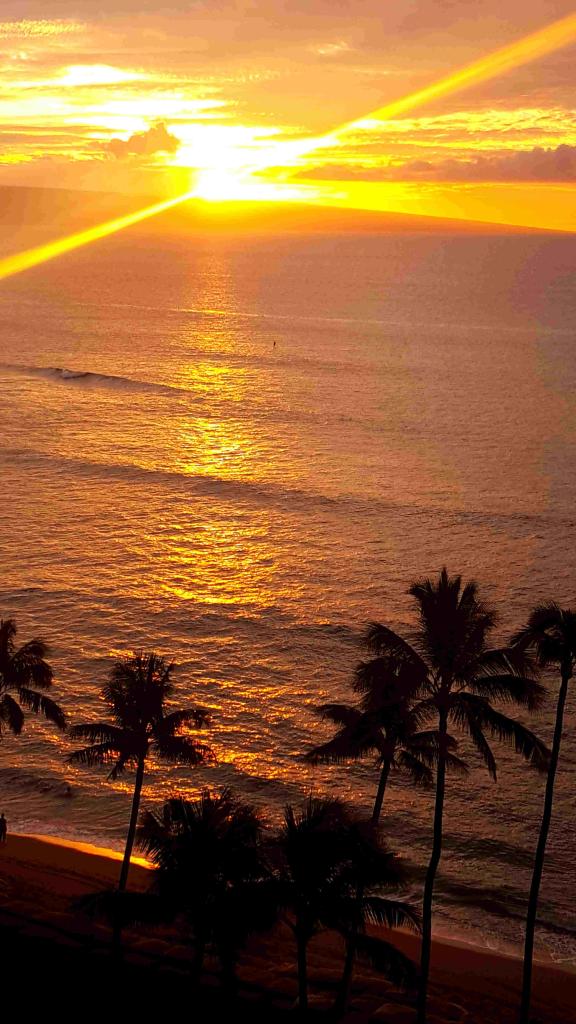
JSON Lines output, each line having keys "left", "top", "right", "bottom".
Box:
{"left": 0, "top": 813, "right": 7, "bottom": 843}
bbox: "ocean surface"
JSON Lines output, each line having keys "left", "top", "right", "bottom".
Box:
{"left": 1, "top": 222, "right": 575, "bottom": 960}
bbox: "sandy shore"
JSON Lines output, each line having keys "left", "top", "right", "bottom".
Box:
{"left": 0, "top": 833, "right": 574, "bottom": 1022}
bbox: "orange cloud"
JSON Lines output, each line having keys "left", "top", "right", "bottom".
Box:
{"left": 295, "top": 145, "right": 576, "bottom": 183}
{"left": 107, "top": 121, "right": 180, "bottom": 159}
{"left": 0, "top": 20, "right": 85, "bottom": 38}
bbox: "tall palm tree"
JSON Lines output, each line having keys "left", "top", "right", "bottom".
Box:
{"left": 366, "top": 570, "right": 549, "bottom": 1024}
{"left": 0, "top": 618, "right": 66, "bottom": 735}
{"left": 275, "top": 797, "right": 417, "bottom": 1014}
{"left": 511, "top": 603, "right": 576, "bottom": 1024}
{"left": 306, "top": 654, "right": 467, "bottom": 824}
{"left": 139, "top": 789, "right": 276, "bottom": 989}
{"left": 69, "top": 651, "right": 214, "bottom": 891}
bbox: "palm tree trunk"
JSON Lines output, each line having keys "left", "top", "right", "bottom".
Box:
{"left": 339, "top": 749, "right": 387, "bottom": 1014}
{"left": 335, "top": 930, "right": 357, "bottom": 1017}
{"left": 335, "top": 880, "right": 363, "bottom": 1016}
{"left": 417, "top": 706, "right": 448, "bottom": 1024}
{"left": 519, "top": 669, "right": 569, "bottom": 1024}
{"left": 336, "top": 757, "right": 389, "bottom": 1017}
{"left": 192, "top": 935, "right": 206, "bottom": 982}
{"left": 371, "top": 759, "right": 391, "bottom": 825}
{"left": 118, "top": 753, "right": 145, "bottom": 892}
{"left": 220, "top": 947, "right": 238, "bottom": 998}
{"left": 296, "top": 932, "right": 309, "bottom": 1013}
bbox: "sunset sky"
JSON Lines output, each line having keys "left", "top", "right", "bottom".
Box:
{"left": 2, "top": 1, "right": 576, "bottom": 229}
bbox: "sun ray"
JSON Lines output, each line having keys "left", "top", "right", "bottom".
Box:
{"left": 0, "top": 191, "right": 196, "bottom": 282}
{"left": 275, "top": 11, "right": 576, "bottom": 171}
{"left": 1, "top": 11, "right": 576, "bottom": 281}
{"left": 332, "top": 13, "right": 576, "bottom": 140}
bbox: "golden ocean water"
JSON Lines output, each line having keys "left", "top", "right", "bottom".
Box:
{"left": 1, "top": 224, "right": 575, "bottom": 957}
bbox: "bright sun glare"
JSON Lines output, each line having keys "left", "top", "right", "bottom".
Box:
{"left": 1, "top": 11, "right": 576, "bottom": 281}
{"left": 187, "top": 11, "right": 576, "bottom": 202}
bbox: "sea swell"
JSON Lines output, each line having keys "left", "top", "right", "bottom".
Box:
{"left": 2, "top": 446, "right": 574, "bottom": 532}
{"left": 0, "top": 363, "right": 197, "bottom": 399}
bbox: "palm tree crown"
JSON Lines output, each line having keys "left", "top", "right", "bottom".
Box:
{"left": 69, "top": 651, "right": 212, "bottom": 777}
{"left": 376, "top": 571, "right": 549, "bottom": 778}
{"left": 0, "top": 618, "right": 66, "bottom": 735}
{"left": 512, "top": 602, "right": 576, "bottom": 675}
{"left": 140, "top": 789, "right": 275, "bottom": 985}
{"left": 307, "top": 645, "right": 467, "bottom": 823}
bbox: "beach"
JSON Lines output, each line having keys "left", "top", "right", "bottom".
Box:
{"left": 1, "top": 832, "right": 574, "bottom": 1022}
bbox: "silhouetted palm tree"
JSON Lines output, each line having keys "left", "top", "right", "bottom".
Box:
{"left": 330, "top": 816, "right": 420, "bottom": 1016}
{"left": 307, "top": 654, "right": 467, "bottom": 824}
{"left": 366, "top": 570, "right": 549, "bottom": 1024}
{"left": 511, "top": 603, "right": 576, "bottom": 1024}
{"left": 275, "top": 797, "right": 417, "bottom": 1014}
{"left": 139, "top": 789, "right": 276, "bottom": 989}
{"left": 69, "top": 651, "right": 213, "bottom": 891}
{"left": 0, "top": 618, "right": 66, "bottom": 735}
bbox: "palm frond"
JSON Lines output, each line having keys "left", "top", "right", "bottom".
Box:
{"left": 510, "top": 603, "right": 563, "bottom": 651}
{"left": 408, "top": 698, "right": 438, "bottom": 729}
{"left": 306, "top": 707, "right": 385, "bottom": 765}
{"left": 354, "top": 934, "right": 418, "bottom": 990}
{"left": 475, "top": 702, "right": 550, "bottom": 772}
{"left": 67, "top": 741, "right": 126, "bottom": 770}
{"left": 138, "top": 808, "right": 170, "bottom": 863}
{"left": 16, "top": 687, "right": 66, "bottom": 730}
{"left": 472, "top": 647, "right": 537, "bottom": 679}
{"left": 510, "top": 603, "right": 576, "bottom": 669}
{"left": 395, "top": 750, "right": 434, "bottom": 787}
{"left": 363, "top": 896, "right": 421, "bottom": 932}
{"left": 0, "top": 693, "right": 24, "bottom": 735}
{"left": 158, "top": 707, "right": 210, "bottom": 735}
{"left": 445, "top": 751, "right": 469, "bottom": 775}
{"left": 154, "top": 734, "right": 216, "bottom": 766}
{"left": 68, "top": 722, "right": 124, "bottom": 743}
{"left": 4, "top": 636, "right": 53, "bottom": 689}
{"left": 468, "top": 674, "right": 546, "bottom": 710}
{"left": 314, "top": 703, "right": 363, "bottom": 728}
{"left": 401, "top": 728, "right": 459, "bottom": 764}
{"left": 451, "top": 693, "right": 550, "bottom": 776}
{"left": 362, "top": 623, "right": 427, "bottom": 677}
{"left": 305, "top": 732, "right": 379, "bottom": 765}
{"left": 449, "top": 697, "right": 498, "bottom": 780}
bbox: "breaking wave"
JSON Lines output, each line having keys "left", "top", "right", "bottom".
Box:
{"left": 0, "top": 363, "right": 196, "bottom": 399}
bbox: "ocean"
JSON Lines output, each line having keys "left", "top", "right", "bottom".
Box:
{"left": 0, "top": 221, "right": 575, "bottom": 960}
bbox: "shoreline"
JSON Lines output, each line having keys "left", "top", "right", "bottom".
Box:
{"left": 25, "top": 831, "right": 152, "bottom": 869}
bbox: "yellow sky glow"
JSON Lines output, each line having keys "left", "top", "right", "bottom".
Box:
{"left": 236, "top": 11, "right": 576, "bottom": 184}
{"left": 1, "top": 10, "right": 576, "bottom": 284}
{"left": 186, "top": 11, "right": 576, "bottom": 207}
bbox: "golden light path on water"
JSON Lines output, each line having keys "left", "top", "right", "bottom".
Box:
{"left": 0, "top": 10, "right": 576, "bottom": 282}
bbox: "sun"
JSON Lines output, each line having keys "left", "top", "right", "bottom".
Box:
{"left": 167, "top": 121, "right": 318, "bottom": 202}
{"left": 192, "top": 168, "right": 310, "bottom": 203}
